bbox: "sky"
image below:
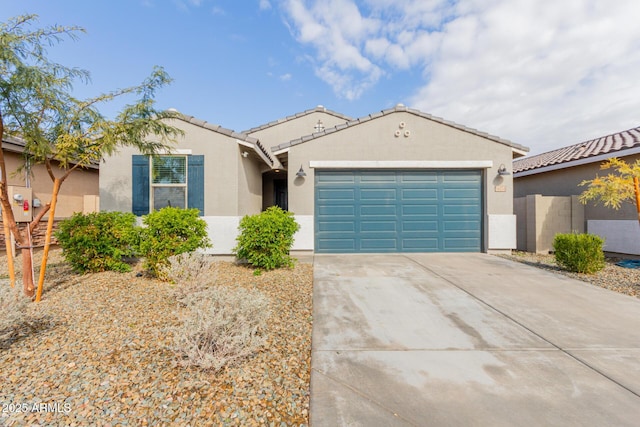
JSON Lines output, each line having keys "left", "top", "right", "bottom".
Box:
{"left": 2, "top": 0, "right": 640, "bottom": 155}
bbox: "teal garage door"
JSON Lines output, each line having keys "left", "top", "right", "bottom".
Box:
{"left": 315, "top": 170, "right": 482, "bottom": 253}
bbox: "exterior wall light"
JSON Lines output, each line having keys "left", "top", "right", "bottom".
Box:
{"left": 296, "top": 165, "right": 307, "bottom": 178}
{"left": 497, "top": 164, "right": 511, "bottom": 176}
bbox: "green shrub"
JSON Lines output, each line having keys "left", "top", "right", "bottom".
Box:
{"left": 56, "top": 211, "right": 139, "bottom": 273}
{"left": 234, "top": 206, "right": 300, "bottom": 270}
{"left": 139, "top": 207, "right": 210, "bottom": 278}
{"left": 553, "top": 233, "right": 605, "bottom": 274}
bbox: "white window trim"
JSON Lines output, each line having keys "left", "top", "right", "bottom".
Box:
{"left": 150, "top": 155, "right": 188, "bottom": 210}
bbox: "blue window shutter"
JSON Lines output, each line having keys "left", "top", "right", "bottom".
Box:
{"left": 132, "top": 155, "right": 149, "bottom": 216}
{"left": 188, "top": 155, "right": 205, "bottom": 216}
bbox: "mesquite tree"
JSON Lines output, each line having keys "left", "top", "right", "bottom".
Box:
{"left": 0, "top": 14, "right": 182, "bottom": 299}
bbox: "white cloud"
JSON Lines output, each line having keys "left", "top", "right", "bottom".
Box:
{"left": 410, "top": 0, "right": 640, "bottom": 153}
{"left": 280, "top": 73, "right": 292, "bottom": 81}
{"left": 260, "top": 0, "right": 272, "bottom": 10}
{"left": 281, "top": 0, "right": 640, "bottom": 153}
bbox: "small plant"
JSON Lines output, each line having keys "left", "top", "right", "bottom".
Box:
{"left": 160, "top": 252, "right": 215, "bottom": 298}
{"left": 234, "top": 206, "right": 300, "bottom": 270}
{"left": 56, "top": 211, "right": 140, "bottom": 273}
{"left": 139, "top": 207, "right": 211, "bottom": 279}
{"left": 174, "top": 286, "right": 270, "bottom": 371}
{"left": 553, "top": 233, "right": 605, "bottom": 274}
{"left": 0, "top": 281, "right": 29, "bottom": 341}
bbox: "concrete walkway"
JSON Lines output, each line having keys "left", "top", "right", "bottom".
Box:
{"left": 310, "top": 253, "right": 640, "bottom": 426}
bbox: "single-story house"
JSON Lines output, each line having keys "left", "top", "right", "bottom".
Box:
{"left": 513, "top": 126, "right": 640, "bottom": 255}
{"left": 100, "top": 104, "right": 529, "bottom": 254}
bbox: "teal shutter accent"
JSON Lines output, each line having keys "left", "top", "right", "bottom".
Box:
{"left": 187, "top": 155, "right": 205, "bottom": 216}
{"left": 132, "top": 155, "right": 149, "bottom": 216}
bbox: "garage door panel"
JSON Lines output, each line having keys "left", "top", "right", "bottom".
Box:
{"left": 317, "top": 189, "right": 356, "bottom": 200}
{"left": 443, "top": 188, "right": 480, "bottom": 199}
{"left": 315, "top": 170, "right": 482, "bottom": 253}
{"left": 317, "top": 238, "right": 356, "bottom": 251}
{"left": 402, "top": 189, "right": 438, "bottom": 200}
{"left": 402, "top": 238, "right": 439, "bottom": 250}
{"left": 316, "top": 172, "right": 356, "bottom": 183}
{"left": 402, "top": 205, "right": 438, "bottom": 216}
{"left": 361, "top": 205, "right": 397, "bottom": 216}
{"left": 360, "top": 188, "right": 397, "bottom": 200}
{"left": 360, "top": 238, "right": 398, "bottom": 250}
{"left": 443, "top": 204, "right": 481, "bottom": 215}
{"left": 402, "top": 220, "right": 438, "bottom": 231}
{"left": 360, "top": 220, "right": 397, "bottom": 232}
{"left": 444, "top": 238, "right": 482, "bottom": 250}
{"left": 443, "top": 220, "right": 482, "bottom": 231}
{"left": 360, "top": 171, "right": 396, "bottom": 183}
{"left": 318, "top": 221, "right": 355, "bottom": 232}
{"left": 318, "top": 205, "right": 356, "bottom": 216}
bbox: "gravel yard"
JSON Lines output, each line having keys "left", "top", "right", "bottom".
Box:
{"left": 1, "top": 248, "right": 313, "bottom": 426}
{"left": 3, "top": 248, "right": 639, "bottom": 426}
{"left": 498, "top": 251, "right": 640, "bottom": 298}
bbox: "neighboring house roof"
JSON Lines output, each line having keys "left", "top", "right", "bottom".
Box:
{"left": 2, "top": 135, "right": 101, "bottom": 170}
{"left": 242, "top": 105, "right": 353, "bottom": 134}
{"left": 173, "top": 113, "right": 274, "bottom": 166}
{"left": 513, "top": 126, "right": 640, "bottom": 176}
{"left": 271, "top": 104, "right": 528, "bottom": 155}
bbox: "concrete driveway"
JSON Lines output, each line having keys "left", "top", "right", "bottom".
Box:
{"left": 310, "top": 253, "right": 640, "bottom": 426}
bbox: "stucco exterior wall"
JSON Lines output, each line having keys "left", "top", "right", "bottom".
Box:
{"left": 286, "top": 112, "right": 515, "bottom": 217}
{"left": 3, "top": 150, "right": 98, "bottom": 218}
{"left": 514, "top": 154, "right": 640, "bottom": 221}
{"left": 237, "top": 153, "right": 263, "bottom": 216}
{"left": 247, "top": 111, "right": 350, "bottom": 146}
{"left": 283, "top": 111, "right": 516, "bottom": 252}
{"left": 514, "top": 195, "right": 585, "bottom": 253}
{"left": 100, "top": 118, "right": 262, "bottom": 216}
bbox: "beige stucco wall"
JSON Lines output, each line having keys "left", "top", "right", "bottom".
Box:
{"left": 286, "top": 111, "right": 515, "bottom": 218}
{"left": 247, "top": 111, "right": 350, "bottom": 146}
{"left": 99, "top": 118, "right": 263, "bottom": 216}
{"left": 514, "top": 153, "right": 640, "bottom": 221}
{"left": 3, "top": 150, "right": 99, "bottom": 218}
{"left": 514, "top": 195, "right": 585, "bottom": 253}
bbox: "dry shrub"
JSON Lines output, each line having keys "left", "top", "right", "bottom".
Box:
{"left": 161, "top": 252, "right": 216, "bottom": 301}
{"left": 0, "top": 281, "right": 29, "bottom": 341}
{"left": 174, "top": 286, "right": 270, "bottom": 371}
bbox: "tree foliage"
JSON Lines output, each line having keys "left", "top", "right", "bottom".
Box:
{"left": 579, "top": 157, "right": 640, "bottom": 210}
{"left": 0, "top": 14, "right": 182, "bottom": 299}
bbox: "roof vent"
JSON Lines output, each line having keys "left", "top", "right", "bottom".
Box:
{"left": 317, "top": 104, "right": 325, "bottom": 110}
{"left": 167, "top": 108, "right": 179, "bottom": 113}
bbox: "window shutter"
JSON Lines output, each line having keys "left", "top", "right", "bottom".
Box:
{"left": 132, "top": 155, "right": 150, "bottom": 216}
{"left": 187, "top": 155, "right": 205, "bottom": 216}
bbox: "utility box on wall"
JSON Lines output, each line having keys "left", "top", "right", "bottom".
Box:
{"left": 7, "top": 186, "right": 33, "bottom": 222}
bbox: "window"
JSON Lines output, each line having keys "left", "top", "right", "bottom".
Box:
{"left": 132, "top": 154, "right": 204, "bottom": 216}
{"left": 151, "top": 156, "right": 187, "bottom": 210}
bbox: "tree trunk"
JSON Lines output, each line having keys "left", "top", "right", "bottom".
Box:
{"left": 20, "top": 227, "right": 35, "bottom": 298}
{"left": 35, "top": 178, "right": 61, "bottom": 302}
{"left": 2, "top": 207, "right": 16, "bottom": 288}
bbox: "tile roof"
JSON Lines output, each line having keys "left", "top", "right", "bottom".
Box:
{"left": 173, "top": 112, "right": 273, "bottom": 165}
{"left": 513, "top": 126, "right": 640, "bottom": 174}
{"left": 242, "top": 105, "right": 353, "bottom": 134}
{"left": 271, "top": 104, "right": 527, "bottom": 153}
